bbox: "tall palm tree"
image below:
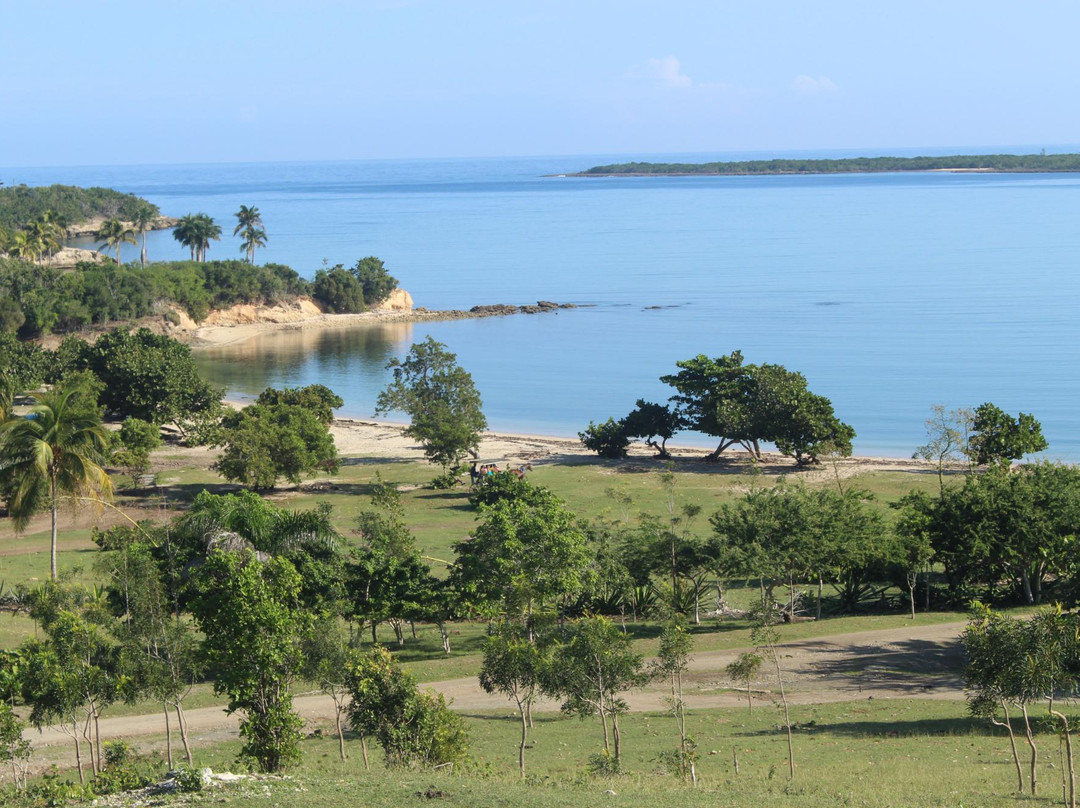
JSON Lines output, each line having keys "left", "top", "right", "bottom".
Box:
{"left": 172, "top": 213, "right": 221, "bottom": 262}
{"left": 233, "top": 205, "right": 263, "bottom": 237}
{"left": 0, "top": 382, "right": 114, "bottom": 581}
{"left": 96, "top": 218, "right": 138, "bottom": 265}
{"left": 130, "top": 203, "right": 156, "bottom": 268}
{"left": 239, "top": 226, "right": 267, "bottom": 263}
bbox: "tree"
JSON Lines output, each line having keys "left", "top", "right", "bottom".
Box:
{"left": 239, "top": 226, "right": 267, "bottom": 263}
{"left": 661, "top": 352, "right": 853, "bottom": 463}
{"left": 0, "top": 702, "right": 30, "bottom": 791}
{"left": 544, "top": 616, "right": 647, "bottom": 767}
{"left": 233, "top": 206, "right": 266, "bottom": 264}
{"left": 478, "top": 620, "right": 548, "bottom": 778}
{"left": 82, "top": 328, "right": 223, "bottom": 433}
{"left": 130, "top": 203, "right": 156, "bottom": 268}
{"left": 0, "top": 380, "right": 113, "bottom": 580}
{"left": 172, "top": 213, "right": 221, "bottom": 262}
{"left": 452, "top": 488, "right": 592, "bottom": 622}
{"left": 650, "top": 620, "right": 697, "bottom": 783}
{"left": 751, "top": 597, "right": 795, "bottom": 780}
{"left": 726, "top": 651, "right": 763, "bottom": 713}
{"left": 189, "top": 549, "right": 309, "bottom": 772}
{"left": 255, "top": 384, "right": 343, "bottom": 426}
{"left": 622, "top": 399, "right": 681, "bottom": 458}
{"left": 578, "top": 417, "right": 630, "bottom": 459}
{"left": 302, "top": 614, "right": 359, "bottom": 762}
{"left": 311, "top": 265, "right": 365, "bottom": 313}
{"left": 969, "top": 402, "right": 1048, "bottom": 467}
{"left": 96, "top": 219, "right": 137, "bottom": 265}
{"left": 110, "top": 417, "right": 161, "bottom": 489}
{"left": 352, "top": 256, "right": 398, "bottom": 306}
{"left": 914, "top": 404, "right": 974, "bottom": 489}
{"left": 896, "top": 463, "right": 1080, "bottom": 605}
{"left": 214, "top": 402, "right": 340, "bottom": 489}
{"left": 346, "top": 645, "right": 468, "bottom": 770}
{"left": 375, "top": 337, "right": 487, "bottom": 473}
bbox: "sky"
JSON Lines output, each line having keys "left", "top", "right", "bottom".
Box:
{"left": 2, "top": 0, "right": 1079, "bottom": 167}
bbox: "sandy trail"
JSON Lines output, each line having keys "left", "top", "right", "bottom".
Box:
{"left": 24, "top": 621, "right": 966, "bottom": 768}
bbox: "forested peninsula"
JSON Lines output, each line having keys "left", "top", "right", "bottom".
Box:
{"left": 574, "top": 152, "right": 1080, "bottom": 176}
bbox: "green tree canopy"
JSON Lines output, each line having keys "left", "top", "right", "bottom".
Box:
{"left": 213, "top": 402, "right": 340, "bottom": 489}
{"left": 376, "top": 337, "right": 487, "bottom": 472}
{"left": 969, "top": 402, "right": 1048, "bottom": 467}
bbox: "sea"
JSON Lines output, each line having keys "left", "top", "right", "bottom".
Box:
{"left": 6, "top": 148, "right": 1080, "bottom": 460}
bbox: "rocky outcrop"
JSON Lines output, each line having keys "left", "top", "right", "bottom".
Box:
{"left": 65, "top": 215, "right": 179, "bottom": 238}
{"left": 42, "top": 247, "right": 105, "bottom": 268}
{"left": 378, "top": 288, "right": 414, "bottom": 311}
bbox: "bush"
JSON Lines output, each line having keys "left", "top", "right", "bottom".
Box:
{"left": 311, "top": 266, "right": 365, "bottom": 313}
{"left": 172, "top": 765, "right": 205, "bottom": 793}
{"left": 579, "top": 418, "right": 630, "bottom": 459}
{"left": 353, "top": 256, "right": 398, "bottom": 306}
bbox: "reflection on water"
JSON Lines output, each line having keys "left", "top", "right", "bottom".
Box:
{"left": 194, "top": 323, "right": 414, "bottom": 412}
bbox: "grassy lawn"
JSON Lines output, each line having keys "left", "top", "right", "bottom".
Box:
{"left": 27, "top": 700, "right": 1066, "bottom": 808}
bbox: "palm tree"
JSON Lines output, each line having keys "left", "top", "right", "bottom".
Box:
{"left": 239, "top": 226, "right": 267, "bottom": 263}
{"left": 0, "top": 381, "right": 114, "bottom": 581}
{"left": 172, "top": 213, "right": 221, "bottom": 262}
{"left": 131, "top": 203, "right": 156, "bottom": 268}
{"left": 96, "top": 218, "right": 138, "bottom": 265}
{"left": 6, "top": 231, "right": 42, "bottom": 263}
{"left": 233, "top": 205, "right": 263, "bottom": 237}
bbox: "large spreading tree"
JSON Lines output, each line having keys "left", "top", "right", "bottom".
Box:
{"left": 660, "top": 351, "right": 853, "bottom": 464}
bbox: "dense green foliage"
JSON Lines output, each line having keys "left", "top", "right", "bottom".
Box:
{"left": 189, "top": 550, "right": 309, "bottom": 772}
{"left": 968, "top": 402, "right": 1048, "bottom": 466}
{"left": 214, "top": 402, "right": 340, "bottom": 489}
{"left": 256, "top": 384, "right": 344, "bottom": 426}
{"left": 311, "top": 256, "right": 399, "bottom": 313}
{"left": 579, "top": 152, "right": 1080, "bottom": 176}
{"left": 0, "top": 257, "right": 310, "bottom": 337}
{"left": 896, "top": 462, "right": 1080, "bottom": 605}
{"left": 0, "top": 184, "right": 158, "bottom": 232}
{"left": 376, "top": 337, "right": 487, "bottom": 472}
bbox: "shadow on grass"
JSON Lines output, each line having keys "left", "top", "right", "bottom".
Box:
{"left": 340, "top": 456, "right": 419, "bottom": 467}
{"left": 734, "top": 715, "right": 986, "bottom": 738}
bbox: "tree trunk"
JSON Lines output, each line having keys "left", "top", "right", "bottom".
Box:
{"left": 1022, "top": 703, "right": 1039, "bottom": 795}
{"left": 175, "top": 702, "right": 193, "bottom": 766}
{"left": 817, "top": 576, "right": 823, "bottom": 621}
{"left": 73, "top": 733, "right": 85, "bottom": 785}
{"left": 771, "top": 645, "right": 795, "bottom": 779}
{"left": 439, "top": 622, "right": 451, "bottom": 655}
{"left": 518, "top": 703, "right": 528, "bottom": 778}
{"left": 163, "top": 702, "right": 173, "bottom": 769}
{"left": 994, "top": 701, "right": 1024, "bottom": 793}
{"left": 361, "top": 736, "right": 370, "bottom": 770}
{"left": 612, "top": 711, "right": 622, "bottom": 763}
{"left": 1050, "top": 709, "right": 1076, "bottom": 808}
{"left": 50, "top": 476, "right": 58, "bottom": 581}
{"left": 336, "top": 707, "right": 347, "bottom": 761}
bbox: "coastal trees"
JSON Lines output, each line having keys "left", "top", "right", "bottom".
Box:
{"left": 660, "top": 351, "right": 853, "bottom": 464}
{"left": 80, "top": 328, "right": 223, "bottom": 433}
{"left": 214, "top": 401, "right": 340, "bottom": 490}
{"left": 968, "top": 402, "right": 1048, "bottom": 467}
{"left": 376, "top": 337, "right": 487, "bottom": 474}
{"left": 96, "top": 218, "right": 137, "bottom": 265}
{"left": 0, "top": 379, "right": 113, "bottom": 580}
{"left": 914, "top": 404, "right": 974, "bottom": 490}
{"left": 130, "top": 202, "right": 156, "bottom": 267}
{"left": 895, "top": 462, "right": 1080, "bottom": 605}
{"left": 172, "top": 213, "right": 221, "bottom": 262}
{"left": 190, "top": 550, "right": 309, "bottom": 772}
{"left": 234, "top": 205, "right": 267, "bottom": 263}
{"left": 310, "top": 257, "right": 398, "bottom": 312}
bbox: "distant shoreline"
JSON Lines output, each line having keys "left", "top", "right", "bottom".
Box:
{"left": 564, "top": 153, "right": 1080, "bottom": 178}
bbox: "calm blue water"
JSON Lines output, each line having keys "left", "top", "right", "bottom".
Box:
{"left": 6, "top": 150, "right": 1080, "bottom": 459}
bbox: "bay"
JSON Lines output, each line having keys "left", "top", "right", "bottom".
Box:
{"left": 6, "top": 151, "right": 1079, "bottom": 459}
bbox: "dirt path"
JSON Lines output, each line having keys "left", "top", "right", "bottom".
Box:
{"left": 24, "top": 621, "right": 966, "bottom": 770}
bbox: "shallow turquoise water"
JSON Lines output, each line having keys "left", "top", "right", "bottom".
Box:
{"left": 8, "top": 152, "right": 1079, "bottom": 458}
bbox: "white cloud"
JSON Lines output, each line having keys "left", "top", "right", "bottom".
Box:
{"left": 792, "top": 75, "right": 839, "bottom": 94}
{"left": 630, "top": 56, "right": 692, "bottom": 88}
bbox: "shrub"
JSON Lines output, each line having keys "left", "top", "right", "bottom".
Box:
{"left": 579, "top": 418, "right": 630, "bottom": 459}
{"left": 311, "top": 266, "right": 365, "bottom": 313}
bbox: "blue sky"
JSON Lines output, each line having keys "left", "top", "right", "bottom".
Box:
{"left": 2, "top": 0, "right": 1078, "bottom": 166}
